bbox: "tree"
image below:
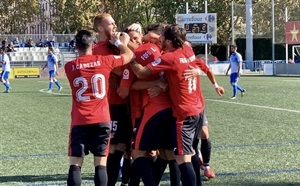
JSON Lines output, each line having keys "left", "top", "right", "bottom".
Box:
{"left": 0, "top": 0, "right": 40, "bottom": 34}
{"left": 50, "top": 0, "right": 100, "bottom": 34}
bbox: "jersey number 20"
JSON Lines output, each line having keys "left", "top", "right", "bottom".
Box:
{"left": 73, "top": 74, "right": 106, "bottom": 101}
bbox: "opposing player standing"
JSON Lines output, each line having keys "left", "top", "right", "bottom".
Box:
{"left": 0, "top": 47, "right": 11, "bottom": 93}
{"left": 65, "top": 30, "right": 134, "bottom": 186}
{"left": 225, "top": 45, "right": 246, "bottom": 99}
{"left": 42, "top": 47, "right": 62, "bottom": 92}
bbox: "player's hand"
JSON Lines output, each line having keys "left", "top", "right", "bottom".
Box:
{"left": 148, "top": 86, "right": 163, "bottom": 98}
{"left": 119, "top": 32, "right": 130, "bottom": 46}
{"left": 156, "top": 80, "right": 168, "bottom": 92}
{"left": 56, "top": 71, "right": 59, "bottom": 76}
{"left": 127, "top": 23, "right": 142, "bottom": 34}
{"left": 215, "top": 86, "right": 225, "bottom": 96}
{"left": 111, "top": 32, "right": 130, "bottom": 46}
{"left": 183, "top": 65, "right": 200, "bottom": 80}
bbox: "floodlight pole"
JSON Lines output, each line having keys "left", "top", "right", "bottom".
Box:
{"left": 231, "top": 0, "right": 235, "bottom": 45}
{"left": 205, "top": 0, "right": 208, "bottom": 64}
{"left": 246, "top": 0, "right": 253, "bottom": 62}
{"left": 271, "top": 0, "right": 275, "bottom": 62}
{"left": 285, "top": 7, "right": 288, "bottom": 63}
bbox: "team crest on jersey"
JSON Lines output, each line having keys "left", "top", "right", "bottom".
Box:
{"left": 123, "top": 69, "right": 130, "bottom": 79}
{"left": 151, "top": 58, "right": 161, "bottom": 66}
{"left": 114, "top": 55, "right": 121, "bottom": 59}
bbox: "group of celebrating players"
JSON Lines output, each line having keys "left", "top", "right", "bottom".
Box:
{"left": 64, "top": 13, "right": 225, "bottom": 186}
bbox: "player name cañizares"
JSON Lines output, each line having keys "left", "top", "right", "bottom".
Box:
{"left": 179, "top": 55, "right": 196, "bottom": 64}
{"left": 72, "top": 60, "right": 101, "bottom": 71}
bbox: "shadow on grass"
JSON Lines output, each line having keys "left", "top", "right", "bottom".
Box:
{"left": 1, "top": 173, "right": 300, "bottom": 186}
{"left": 203, "top": 179, "right": 300, "bottom": 186}
{"left": 0, "top": 173, "right": 92, "bottom": 183}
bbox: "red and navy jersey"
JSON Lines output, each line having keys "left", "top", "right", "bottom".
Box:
{"left": 65, "top": 54, "right": 124, "bottom": 126}
{"left": 147, "top": 44, "right": 205, "bottom": 120}
{"left": 134, "top": 43, "right": 171, "bottom": 108}
{"left": 93, "top": 40, "right": 128, "bottom": 104}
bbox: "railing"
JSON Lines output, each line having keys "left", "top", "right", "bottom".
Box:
{"left": 8, "top": 47, "right": 63, "bottom": 68}
{"left": 208, "top": 60, "right": 300, "bottom": 76}
{"left": 0, "top": 34, "right": 74, "bottom": 44}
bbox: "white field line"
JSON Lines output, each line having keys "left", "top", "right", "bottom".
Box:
{"left": 37, "top": 80, "right": 70, "bottom": 85}
{"left": 206, "top": 99, "right": 300, "bottom": 113}
{"left": 39, "top": 88, "right": 71, "bottom": 96}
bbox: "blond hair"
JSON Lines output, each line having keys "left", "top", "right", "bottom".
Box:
{"left": 93, "top": 13, "right": 112, "bottom": 29}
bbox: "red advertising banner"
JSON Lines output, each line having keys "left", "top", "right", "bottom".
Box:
{"left": 285, "top": 21, "right": 300, "bottom": 44}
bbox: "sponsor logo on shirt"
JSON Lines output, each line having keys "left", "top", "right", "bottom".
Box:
{"left": 151, "top": 58, "right": 161, "bottom": 66}
{"left": 123, "top": 69, "right": 130, "bottom": 79}
{"left": 114, "top": 55, "right": 121, "bottom": 59}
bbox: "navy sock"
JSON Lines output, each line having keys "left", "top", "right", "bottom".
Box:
{"left": 94, "top": 165, "right": 107, "bottom": 186}
{"left": 201, "top": 139, "right": 211, "bottom": 166}
{"left": 121, "top": 158, "right": 131, "bottom": 184}
{"left": 232, "top": 84, "right": 237, "bottom": 97}
{"left": 168, "top": 160, "right": 180, "bottom": 186}
{"left": 107, "top": 150, "right": 124, "bottom": 186}
{"left": 152, "top": 156, "right": 168, "bottom": 185}
{"left": 55, "top": 81, "right": 61, "bottom": 88}
{"left": 3, "top": 82, "right": 9, "bottom": 89}
{"left": 179, "top": 162, "right": 197, "bottom": 186}
{"left": 132, "top": 157, "right": 155, "bottom": 186}
{"left": 237, "top": 84, "right": 244, "bottom": 92}
{"left": 148, "top": 155, "right": 157, "bottom": 167}
{"left": 48, "top": 81, "right": 53, "bottom": 90}
{"left": 129, "top": 159, "right": 141, "bottom": 186}
{"left": 191, "top": 155, "right": 202, "bottom": 186}
{"left": 67, "top": 165, "right": 81, "bottom": 186}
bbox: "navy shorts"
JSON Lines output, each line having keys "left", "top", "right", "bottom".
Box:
{"left": 0, "top": 71, "right": 10, "bottom": 79}
{"left": 68, "top": 122, "right": 111, "bottom": 157}
{"left": 132, "top": 107, "right": 174, "bottom": 151}
{"left": 172, "top": 112, "right": 203, "bottom": 156}
{"left": 230, "top": 72, "right": 240, "bottom": 83}
{"left": 192, "top": 111, "right": 208, "bottom": 153}
{"left": 109, "top": 104, "right": 132, "bottom": 146}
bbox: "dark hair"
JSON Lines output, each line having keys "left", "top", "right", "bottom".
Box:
{"left": 146, "top": 23, "right": 167, "bottom": 35}
{"left": 163, "top": 24, "right": 185, "bottom": 48}
{"left": 0, "top": 47, "right": 7, "bottom": 52}
{"left": 231, "top": 45, "right": 237, "bottom": 49}
{"left": 48, "top": 47, "right": 54, "bottom": 52}
{"left": 75, "top": 30, "right": 94, "bottom": 52}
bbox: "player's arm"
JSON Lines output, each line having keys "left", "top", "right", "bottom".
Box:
{"left": 118, "top": 66, "right": 134, "bottom": 99}
{"left": 225, "top": 63, "right": 231, "bottom": 75}
{"left": 237, "top": 54, "right": 243, "bottom": 76}
{"left": 129, "top": 60, "right": 151, "bottom": 79}
{"left": 110, "top": 32, "right": 135, "bottom": 65}
{"left": 55, "top": 62, "right": 59, "bottom": 75}
{"left": 42, "top": 61, "right": 47, "bottom": 70}
{"left": 117, "top": 86, "right": 130, "bottom": 99}
{"left": 183, "top": 63, "right": 224, "bottom": 96}
{"left": 0, "top": 56, "right": 9, "bottom": 64}
{"left": 131, "top": 79, "right": 167, "bottom": 91}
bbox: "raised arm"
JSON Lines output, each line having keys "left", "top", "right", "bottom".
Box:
{"left": 183, "top": 64, "right": 224, "bottom": 96}
{"left": 110, "top": 32, "right": 135, "bottom": 64}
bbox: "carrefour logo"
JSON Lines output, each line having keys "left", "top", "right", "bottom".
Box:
{"left": 177, "top": 16, "right": 203, "bottom": 23}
